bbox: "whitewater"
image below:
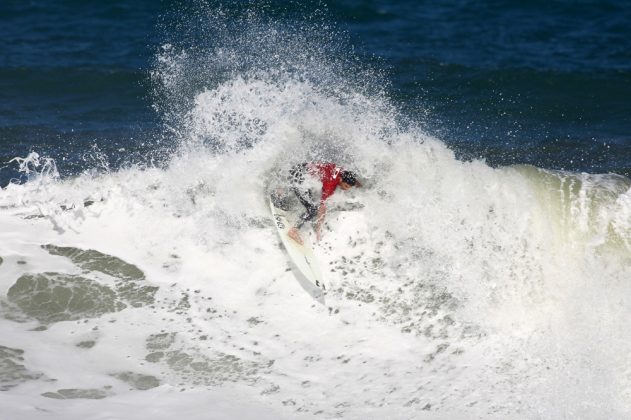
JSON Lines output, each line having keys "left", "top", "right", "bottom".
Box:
{"left": 2, "top": 11, "right": 631, "bottom": 420}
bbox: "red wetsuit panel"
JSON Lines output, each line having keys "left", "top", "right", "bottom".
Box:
{"left": 306, "top": 162, "right": 342, "bottom": 203}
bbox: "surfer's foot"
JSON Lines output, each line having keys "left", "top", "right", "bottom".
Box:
{"left": 288, "top": 227, "right": 303, "bottom": 245}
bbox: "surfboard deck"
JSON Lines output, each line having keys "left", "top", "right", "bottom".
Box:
{"left": 269, "top": 199, "right": 325, "bottom": 302}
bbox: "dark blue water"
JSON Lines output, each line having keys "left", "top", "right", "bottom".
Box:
{"left": 2, "top": 0, "right": 630, "bottom": 185}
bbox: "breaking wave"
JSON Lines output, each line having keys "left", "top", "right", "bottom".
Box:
{"left": 1, "top": 4, "right": 630, "bottom": 419}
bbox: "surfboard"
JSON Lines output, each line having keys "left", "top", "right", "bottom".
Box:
{"left": 269, "top": 199, "right": 326, "bottom": 302}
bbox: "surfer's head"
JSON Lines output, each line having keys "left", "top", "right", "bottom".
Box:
{"left": 340, "top": 170, "right": 361, "bottom": 190}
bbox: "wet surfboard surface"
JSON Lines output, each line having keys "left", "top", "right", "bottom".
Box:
{"left": 269, "top": 199, "right": 325, "bottom": 302}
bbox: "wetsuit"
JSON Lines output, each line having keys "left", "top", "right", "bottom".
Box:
{"left": 288, "top": 162, "right": 344, "bottom": 227}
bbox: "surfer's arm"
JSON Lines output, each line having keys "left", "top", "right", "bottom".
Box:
{"left": 314, "top": 203, "right": 326, "bottom": 241}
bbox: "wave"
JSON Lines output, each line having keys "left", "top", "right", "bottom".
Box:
{"left": 1, "top": 71, "right": 630, "bottom": 417}
{"left": 1, "top": 4, "right": 631, "bottom": 419}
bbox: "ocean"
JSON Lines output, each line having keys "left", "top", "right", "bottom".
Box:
{"left": 1, "top": 1, "right": 630, "bottom": 418}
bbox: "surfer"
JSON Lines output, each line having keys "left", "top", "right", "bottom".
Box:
{"left": 277, "top": 162, "right": 361, "bottom": 245}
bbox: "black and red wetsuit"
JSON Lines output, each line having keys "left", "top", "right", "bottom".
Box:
{"left": 289, "top": 162, "right": 345, "bottom": 227}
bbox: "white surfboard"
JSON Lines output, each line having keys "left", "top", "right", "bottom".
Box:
{"left": 269, "top": 199, "right": 325, "bottom": 302}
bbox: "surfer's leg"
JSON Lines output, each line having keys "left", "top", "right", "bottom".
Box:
{"left": 286, "top": 164, "right": 316, "bottom": 243}
{"left": 270, "top": 163, "right": 307, "bottom": 210}
{"left": 293, "top": 188, "right": 318, "bottom": 228}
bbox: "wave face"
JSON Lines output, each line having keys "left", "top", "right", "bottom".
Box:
{"left": 1, "top": 4, "right": 631, "bottom": 420}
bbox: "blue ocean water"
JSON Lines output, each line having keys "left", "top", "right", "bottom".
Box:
{"left": 1, "top": 0, "right": 630, "bottom": 184}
